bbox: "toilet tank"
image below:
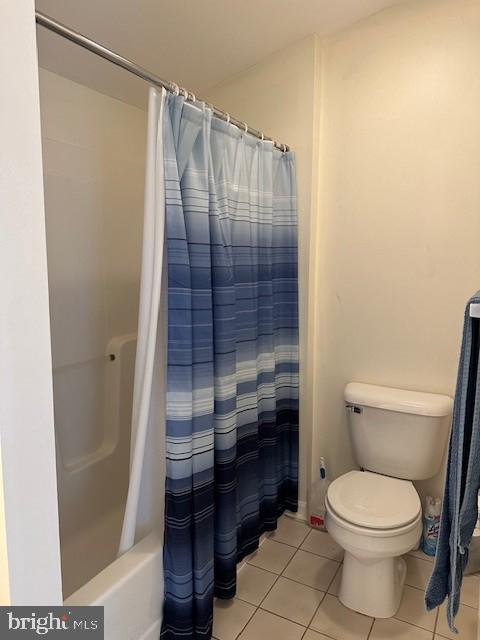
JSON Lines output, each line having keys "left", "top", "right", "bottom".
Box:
{"left": 345, "top": 383, "right": 453, "bottom": 481}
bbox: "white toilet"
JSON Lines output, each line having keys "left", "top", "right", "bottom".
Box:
{"left": 325, "top": 382, "right": 453, "bottom": 619}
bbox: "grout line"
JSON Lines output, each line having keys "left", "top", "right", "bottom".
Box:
{"left": 243, "top": 562, "right": 281, "bottom": 578}
{"left": 324, "top": 562, "right": 342, "bottom": 594}
{"left": 433, "top": 605, "right": 439, "bottom": 636}
{"left": 254, "top": 571, "right": 281, "bottom": 608}
{"left": 232, "top": 602, "right": 256, "bottom": 640}
{"left": 280, "top": 572, "right": 335, "bottom": 593}
{"left": 277, "top": 573, "right": 329, "bottom": 594}
{"left": 267, "top": 519, "right": 311, "bottom": 549}
{"left": 278, "top": 546, "right": 301, "bottom": 576}
{"left": 394, "top": 615, "right": 439, "bottom": 635}
{"left": 305, "top": 590, "right": 327, "bottom": 629}
{"left": 257, "top": 606, "right": 307, "bottom": 629}
{"left": 366, "top": 616, "right": 375, "bottom": 640}
{"left": 306, "top": 630, "right": 338, "bottom": 640}
{"left": 280, "top": 547, "right": 342, "bottom": 583}
{"left": 267, "top": 536, "right": 309, "bottom": 550}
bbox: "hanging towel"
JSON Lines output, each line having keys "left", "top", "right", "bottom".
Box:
{"left": 425, "top": 290, "right": 480, "bottom": 631}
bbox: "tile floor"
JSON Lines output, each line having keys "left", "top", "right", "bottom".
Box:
{"left": 213, "top": 515, "right": 479, "bottom": 640}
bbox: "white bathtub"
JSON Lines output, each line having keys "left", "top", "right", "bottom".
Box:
{"left": 66, "top": 530, "right": 164, "bottom": 640}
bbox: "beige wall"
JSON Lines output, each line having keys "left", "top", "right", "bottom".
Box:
{"left": 210, "top": 0, "right": 480, "bottom": 506}
{"left": 311, "top": 0, "right": 480, "bottom": 500}
{"left": 206, "top": 35, "right": 320, "bottom": 505}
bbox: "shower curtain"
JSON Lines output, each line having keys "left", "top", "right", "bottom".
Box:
{"left": 122, "top": 87, "right": 299, "bottom": 640}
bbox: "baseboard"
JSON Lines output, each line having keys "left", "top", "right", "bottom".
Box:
{"left": 285, "top": 500, "right": 307, "bottom": 522}
{"left": 237, "top": 531, "right": 269, "bottom": 571}
{"left": 235, "top": 503, "right": 308, "bottom": 573}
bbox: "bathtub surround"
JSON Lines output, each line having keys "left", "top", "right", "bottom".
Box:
{"left": 39, "top": 68, "right": 147, "bottom": 596}
{"left": 426, "top": 292, "right": 480, "bottom": 631}
{"left": 158, "top": 91, "right": 299, "bottom": 639}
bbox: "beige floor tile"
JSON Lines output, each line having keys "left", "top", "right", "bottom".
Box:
{"left": 235, "top": 564, "right": 277, "bottom": 606}
{"left": 268, "top": 516, "right": 310, "bottom": 548}
{"left": 261, "top": 576, "right": 325, "bottom": 626}
{"left": 405, "top": 555, "right": 434, "bottom": 590}
{"left": 238, "top": 608, "right": 305, "bottom": 640}
{"left": 394, "top": 585, "right": 437, "bottom": 631}
{"left": 310, "top": 594, "right": 373, "bottom": 640}
{"left": 460, "top": 574, "right": 479, "bottom": 609}
{"left": 248, "top": 539, "right": 296, "bottom": 574}
{"left": 300, "top": 529, "right": 344, "bottom": 561}
{"left": 370, "top": 617, "right": 432, "bottom": 640}
{"left": 327, "top": 565, "right": 342, "bottom": 596}
{"left": 408, "top": 548, "right": 434, "bottom": 563}
{"left": 283, "top": 550, "right": 340, "bottom": 591}
{"left": 436, "top": 602, "right": 478, "bottom": 640}
{"left": 213, "top": 598, "right": 255, "bottom": 640}
{"left": 303, "top": 631, "right": 333, "bottom": 640}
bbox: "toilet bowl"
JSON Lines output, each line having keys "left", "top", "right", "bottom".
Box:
{"left": 325, "top": 470, "right": 422, "bottom": 618}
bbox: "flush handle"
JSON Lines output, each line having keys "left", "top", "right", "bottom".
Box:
{"left": 346, "top": 404, "right": 363, "bottom": 414}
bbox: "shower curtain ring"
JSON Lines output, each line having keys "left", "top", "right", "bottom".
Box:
{"left": 180, "top": 87, "right": 188, "bottom": 99}
{"left": 260, "top": 132, "right": 265, "bottom": 141}
{"left": 172, "top": 83, "right": 180, "bottom": 96}
{"left": 225, "top": 113, "right": 231, "bottom": 124}
{"left": 188, "top": 92, "right": 196, "bottom": 102}
{"left": 242, "top": 122, "right": 248, "bottom": 134}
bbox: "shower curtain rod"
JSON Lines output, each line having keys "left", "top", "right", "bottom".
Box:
{"left": 35, "top": 11, "right": 290, "bottom": 152}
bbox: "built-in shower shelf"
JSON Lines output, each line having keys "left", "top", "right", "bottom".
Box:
{"left": 54, "top": 333, "right": 136, "bottom": 473}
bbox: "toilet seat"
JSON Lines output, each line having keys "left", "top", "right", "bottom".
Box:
{"left": 327, "top": 470, "right": 421, "bottom": 530}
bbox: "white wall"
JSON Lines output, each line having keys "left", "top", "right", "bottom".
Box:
{"left": 310, "top": 0, "right": 480, "bottom": 499}
{"left": 0, "top": 0, "right": 62, "bottom": 604}
{"left": 206, "top": 36, "right": 320, "bottom": 505}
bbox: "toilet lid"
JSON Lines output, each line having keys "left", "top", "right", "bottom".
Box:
{"left": 327, "top": 470, "right": 421, "bottom": 530}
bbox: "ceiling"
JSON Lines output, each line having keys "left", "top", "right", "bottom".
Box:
{"left": 35, "top": 0, "right": 404, "bottom": 108}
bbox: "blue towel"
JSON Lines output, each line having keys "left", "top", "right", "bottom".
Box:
{"left": 425, "top": 291, "right": 480, "bottom": 631}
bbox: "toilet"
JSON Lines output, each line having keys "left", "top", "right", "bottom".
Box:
{"left": 325, "top": 382, "right": 453, "bottom": 619}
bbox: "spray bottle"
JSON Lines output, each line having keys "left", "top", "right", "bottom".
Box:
{"left": 422, "top": 496, "right": 442, "bottom": 556}
{"left": 308, "top": 457, "right": 330, "bottom": 531}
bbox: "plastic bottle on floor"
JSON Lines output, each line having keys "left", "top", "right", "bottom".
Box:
{"left": 422, "top": 496, "right": 441, "bottom": 556}
{"left": 308, "top": 457, "right": 330, "bottom": 531}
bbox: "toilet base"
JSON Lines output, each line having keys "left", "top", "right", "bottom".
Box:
{"left": 339, "top": 552, "right": 407, "bottom": 618}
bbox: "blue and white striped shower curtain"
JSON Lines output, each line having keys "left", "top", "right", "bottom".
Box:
{"left": 158, "top": 90, "right": 299, "bottom": 640}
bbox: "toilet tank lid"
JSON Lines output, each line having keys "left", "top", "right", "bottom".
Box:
{"left": 344, "top": 383, "right": 453, "bottom": 417}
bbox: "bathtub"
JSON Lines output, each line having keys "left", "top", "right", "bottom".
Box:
{"left": 66, "top": 530, "right": 164, "bottom": 640}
